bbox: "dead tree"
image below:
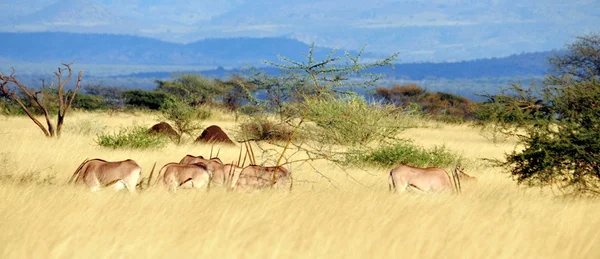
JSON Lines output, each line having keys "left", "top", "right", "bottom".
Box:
{"left": 0, "top": 62, "right": 84, "bottom": 137}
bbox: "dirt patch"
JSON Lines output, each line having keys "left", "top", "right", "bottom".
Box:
{"left": 195, "top": 125, "right": 235, "bottom": 145}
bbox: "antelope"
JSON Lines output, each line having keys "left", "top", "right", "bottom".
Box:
{"left": 155, "top": 162, "right": 211, "bottom": 192}
{"left": 230, "top": 165, "right": 291, "bottom": 191}
{"left": 388, "top": 164, "right": 475, "bottom": 193}
{"left": 179, "top": 154, "right": 227, "bottom": 186}
{"left": 69, "top": 158, "right": 142, "bottom": 193}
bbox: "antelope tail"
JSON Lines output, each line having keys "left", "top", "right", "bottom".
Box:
{"left": 206, "top": 170, "right": 212, "bottom": 192}
{"left": 68, "top": 158, "right": 89, "bottom": 184}
{"left": 179, "top": 178, "right": 194, "bottom": 187}
{"left": 408, "top": 183, "right": 426, "bottom": 193}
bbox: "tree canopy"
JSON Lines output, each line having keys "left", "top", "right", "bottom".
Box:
{"left": 480, "top": 33, "right": 600, "bottom": 195}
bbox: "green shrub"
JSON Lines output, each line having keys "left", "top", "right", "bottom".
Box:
{"left": 0, "top": 98, "right": 26, "bottom": 115}
{"left": 302, "top": 97, "right": 407, "bottom": 146}
{"left": 159, "top": 102, "right": 204, "bottom": 144}
{"left": 156, "top": 74, "right": 223, "bottom": 106}
{"left": 73, "top": 94, "right": 107, "bottom": 110}
{"left": 239, "top": 104, "right": 263, "bottom": 116}
{"left": 194, "top": 105, "right": 212, "bottom": 120}
{"left": 347, "top": 141, "right": 463, "bottom": 168}
{"left": 122, "top": 90, "right": 175, "bottom": 110}
{"left": 96, "top": 126, "right": 168, "bottom": 149}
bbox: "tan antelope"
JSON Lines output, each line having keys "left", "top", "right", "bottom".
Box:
{"left": 155, "top": 162, "right": 211, "bottom": 192}
{"left": 179, "top": 154, "right": 227, "bottom": 186}
{"left": 69, "top": 158, "right": 142, "bottom": 193}
{"left": 229, "top": 165, "right": 291, "bottom": 191}
{"left": 388, "top": 164, "right": 475, "bottom": 193}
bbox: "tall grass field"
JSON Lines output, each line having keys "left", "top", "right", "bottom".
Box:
{"left": 0, "top": 111, "right": 598, "bottom": 259}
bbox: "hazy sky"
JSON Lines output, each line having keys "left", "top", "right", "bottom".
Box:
{"left": 3, "top": 0, "right": 599, "bottom": 62}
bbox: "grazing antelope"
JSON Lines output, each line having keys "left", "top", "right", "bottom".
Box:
{"left": 230, "top": 165, "right": 291, "bottom": 191}
{"left": 179, "top": 154, "right": 227, "bottom": 186}
{"left": 69, "top": 158, "right": 142, "bottom": 193}
{"left": 156, "top": 162, "right": 211, "bottom": 192}
{"left": 388, "top": 164, "right": 475, "bottom": 193}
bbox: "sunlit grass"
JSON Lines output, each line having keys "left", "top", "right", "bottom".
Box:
{"left": 0, "top": 111, "right": 598, "bottom": 259}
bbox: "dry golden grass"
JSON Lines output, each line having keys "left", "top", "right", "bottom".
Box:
{"left": 0, "top": 111, "right": 599, "bottom": 259}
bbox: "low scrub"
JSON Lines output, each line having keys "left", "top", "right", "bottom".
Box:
{"left": 347, "top": 141, "right": 463, "bottom": 168}
{"left": 302, "top": 97, "right": 407, "bottom": 146}
{"left": 159, "top": 102, "right": 204, "bottom": 144}
{"left": 96, "top": 126, "right": 168, "bottom": 149}
{"left": 238, "top": 118, "right": 295, "bottom": 141}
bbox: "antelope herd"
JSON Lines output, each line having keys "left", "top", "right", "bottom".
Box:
{"left": 69, "top": 153, "right": 292, "bottom": 193}
{"left": 69, "top": 144, "right": 475, "bottom": 193}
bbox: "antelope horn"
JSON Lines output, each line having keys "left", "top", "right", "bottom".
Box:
{"left": 247, "top": 141, "right": 256, "bottom": 165}
{"left": 147, "top": 162, "right": 157, "bottom": 189}
{"left": 456, "top": 167, "right": 462, "bottom": 194}
{"left": 237, "top": 143, "right": 243, "bottom": 166}
{"left": 68, "top": 158, "right": 89, "bottom": 184}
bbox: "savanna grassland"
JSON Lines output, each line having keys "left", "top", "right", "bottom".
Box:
{"left": 0, "top": 110, "right": 599, "bottom": 259}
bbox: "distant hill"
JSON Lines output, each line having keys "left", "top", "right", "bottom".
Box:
{"left": 0, "top": 32, "right": 347, "bottom": 66}
{"left": 365, "top": 51, "right": 554, "bottom": 79}
{"left": 1, "top": 32, "right": 555, "bottom": 84}
{"left": 121, "top": 51, "right": 553, "bottom": 80}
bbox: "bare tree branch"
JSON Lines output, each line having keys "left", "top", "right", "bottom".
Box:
{"left": 0, "top": 73, "right": 51, "bottom": 136}
{"left": 0, "top": 63, "right": 83, "bottom": 137}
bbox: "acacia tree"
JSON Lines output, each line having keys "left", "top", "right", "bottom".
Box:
{"left": 159, "top": 102, "right": 205, "bottom": 144}
{"left": 549, "top": 32, "right": 600, "bottom": 82}
{"left": 246, "top": 44, "right": 400, "bottom": 186}
{"left": 480, "top": 33, "right": 600, "bottom": 195}
{"left": 0, "top": 63, "right": 84, "bottom": 137}
{"left": 216, "top": 75, "right": 258, "bottom": 110}
{"left": 155, "top": 74, "right": 223, "bottom": 106}
{"left": 247, "top": 71, "right": 307, "bottom": 122}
